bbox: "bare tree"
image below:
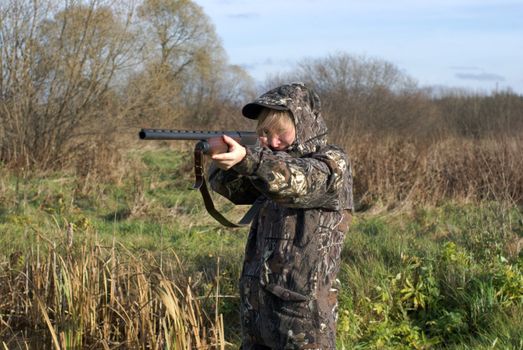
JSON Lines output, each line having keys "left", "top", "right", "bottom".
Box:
{"left": 0, "top": 0, "right": 136, "bottom": 168}
{"left": 434, "top": 90, "right": 523, "bottom": 138}
{"left": 122, "top": 0, "right": 255, "bottom": 129}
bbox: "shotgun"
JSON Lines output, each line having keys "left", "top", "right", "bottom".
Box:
{"left": 138, "top": 128, "right": 259, "bottom": 155}
{"left": 138, "top": 128, "right": 260, "bottom": 227}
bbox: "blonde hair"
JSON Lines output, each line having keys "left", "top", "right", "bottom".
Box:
{"left": 256, "top": 109, "right": 294, "bottom": 136}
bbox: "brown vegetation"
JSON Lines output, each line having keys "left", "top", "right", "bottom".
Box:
{"left": 1, "top": 232, "right": 227, "bottom": 349}
{"left": 351, "top": 135, "right": 523, "bottom": 209}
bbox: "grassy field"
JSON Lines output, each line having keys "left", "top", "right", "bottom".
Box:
{"left": 1, "top": 147, "right": 522, "bottom": 349}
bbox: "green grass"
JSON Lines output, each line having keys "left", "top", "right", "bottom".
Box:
{"left": 1, "top": 148, "right": 522, "bottom": 349}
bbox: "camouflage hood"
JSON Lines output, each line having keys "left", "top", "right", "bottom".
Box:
{"left": 242, "top": 82, "right": 328, "bottom": 156}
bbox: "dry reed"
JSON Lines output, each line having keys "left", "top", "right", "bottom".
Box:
{"left": 0, "top": 229, "right": 228, "bottom": 349}
{"left": 348, "top": 135, "right": 523, "bottom": 210}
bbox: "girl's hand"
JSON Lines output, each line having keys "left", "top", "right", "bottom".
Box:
{"left": 211, "top": 135, "right": 247, "bottom": 170}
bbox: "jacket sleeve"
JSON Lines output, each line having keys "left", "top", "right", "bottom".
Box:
{"left": 231, "top": 145, "right": 350, "bottom": 210}
{"left": 208, "top": 162, "right": 262, "bottom": 205}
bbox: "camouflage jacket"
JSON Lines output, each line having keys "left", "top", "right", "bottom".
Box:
{"left": 210, "top": 83, "right": 353, "bottom": 349}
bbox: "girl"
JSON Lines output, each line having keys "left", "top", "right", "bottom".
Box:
{"left": 210, "top": 83, "right": 353, "bottom": 349}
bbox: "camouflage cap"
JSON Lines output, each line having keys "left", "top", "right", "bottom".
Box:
{"left": 241, "top": 85, "right": 296, "bottom": 119}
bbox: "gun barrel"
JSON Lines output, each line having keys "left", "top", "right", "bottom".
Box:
{"left": 139, "top": 128, "right": 257, "bottom": 141}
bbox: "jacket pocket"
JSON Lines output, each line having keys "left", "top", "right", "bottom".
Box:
{"left": 263, "top": 283, "right": 308, "bottom": 302}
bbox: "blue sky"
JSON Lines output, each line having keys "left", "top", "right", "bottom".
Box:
{"left": 193, "top": 0, "right": 523, "bottom": 94}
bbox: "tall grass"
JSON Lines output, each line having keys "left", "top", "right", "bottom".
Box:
{"left": 348, "top": 135, "right": 523, "bottom": 210}
{"left": 0, "top": 149, "right": 241, "bottom": 349}
{"left": 1, "top": 228, "right": 228, "bottom": 349}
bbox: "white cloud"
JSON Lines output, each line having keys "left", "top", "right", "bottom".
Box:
{"left": 455, "top": 72, "right": 506, "bottom": 82}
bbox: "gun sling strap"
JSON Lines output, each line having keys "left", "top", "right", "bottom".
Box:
{"left": 193, "top": 142, "right": 260, "bottom": 228}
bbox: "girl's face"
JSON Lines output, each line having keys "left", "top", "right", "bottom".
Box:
{"left": 259, "top": 124, "right": 296, "bottom": 151}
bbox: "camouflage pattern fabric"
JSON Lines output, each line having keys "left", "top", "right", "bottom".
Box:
{"left": 210, "top": 83, "right": 353, "bottom": 349}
